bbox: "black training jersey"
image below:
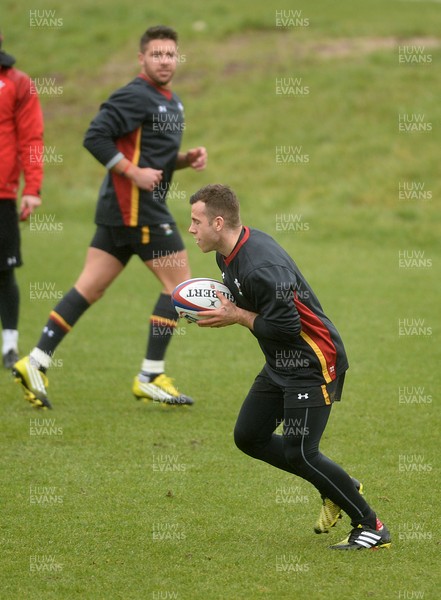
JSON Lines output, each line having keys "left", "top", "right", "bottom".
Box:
{"left": 216, "top": 227, "right": 349, "bottom": 388}
{"left": 83, "top": 74, "right": 185, "bottom": 227}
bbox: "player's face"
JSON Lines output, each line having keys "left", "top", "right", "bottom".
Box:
{"left": 189, "top": 201, "right": 221, "bottom": 253}
{"left": 138, "top": 38, "right": 178, "bottom": 86}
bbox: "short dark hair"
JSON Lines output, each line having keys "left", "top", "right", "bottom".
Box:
{"left": 140, "top": 26, "right": 178, "bottom": 52}
{"left": 190, "top": 184, "right": 241, "bottom": 229}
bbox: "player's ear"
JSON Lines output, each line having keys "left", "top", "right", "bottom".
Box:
{"left": 214, "top": 216, "right": 224, "bottom": 231}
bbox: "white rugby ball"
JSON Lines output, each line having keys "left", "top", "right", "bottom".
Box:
{"left": 171, "top": 278, "right": 235, "bottom": 323}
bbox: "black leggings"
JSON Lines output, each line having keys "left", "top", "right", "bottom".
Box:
{"left": 0, "top": 269, "right": 19, "bottom": 330}
{"left": 234, "top": 373, "right": 373, "bottom": 525}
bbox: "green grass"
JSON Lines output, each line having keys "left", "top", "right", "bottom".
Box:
{"left": 1, "top": 1, "right": 441, "bottom": 598}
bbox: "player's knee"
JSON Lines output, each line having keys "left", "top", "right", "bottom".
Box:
{"left": 89, "top": 288, "right": 106, "bottom": 303}
{"left": 233, "top": 424, "right": 257, "bottom": 456}
{"left": 283, "top": 442, "right": 312, "bottom": 475}
{"left": 75, "top": 285, "right": 104, "bottom": 304}
{"left": 285, "top": 441, "right": 321, "bottom": 479}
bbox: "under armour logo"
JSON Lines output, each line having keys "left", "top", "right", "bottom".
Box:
{"left": 234, "top": 278, "right": 243, "bottom": 295}
{"left": 297, "top": 393, "right": 309, "bottom": 400}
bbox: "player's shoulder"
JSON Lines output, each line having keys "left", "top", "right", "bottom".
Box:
{"left": 114, "top": 75, "right": 148, "bottom": 95}
{"left": 1, "top": 67, "right": 36, "bottom": 101}
{"left": 244, "top": 226, "right": 270, "bottom": 237}
{"left": 247, "top": 226, "right": 282, "bottom": 252}
{"left": 238, "top": 227, "right": 276, "bottom": 268}
{"left": 2, "top": 67, "right": 31, "bottom": 87}
{"left": 243, "top": 227, "right": 292, "bottom": 272}
{"left": 107, "top": 75, "right": 149, "bottom": 96}
{"left": 105, "top": 76, "right": 155, "bottom": 110}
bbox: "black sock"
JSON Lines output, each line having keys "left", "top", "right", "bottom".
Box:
{"left": 36, "top": 287, "right": 90, "bottom": 355}
{"left": 0, "top": 269, "right": 19, "bottom": 329}
{"left": 146, "top": 293, "right": 178, "bottom": 361}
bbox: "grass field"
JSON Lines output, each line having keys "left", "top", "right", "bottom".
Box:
{"left": 1, "top": 1, "right": 440, "bottom": 598}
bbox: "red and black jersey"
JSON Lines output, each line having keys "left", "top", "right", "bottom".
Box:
{"left": 83, "top": 74, "right": 185, "bottom": 227}
{"left": 0, "top": 66, "right": 44, "bottom": 200}
{"left": 216, "top": 227, "right": 349, "bottom": 388}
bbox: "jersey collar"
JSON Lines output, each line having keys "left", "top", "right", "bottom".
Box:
{"left": 138, "top": 73, "right": 173, "bottom": 100}
{"left": 223, "top": 226, "right": 250, "bottom": 266}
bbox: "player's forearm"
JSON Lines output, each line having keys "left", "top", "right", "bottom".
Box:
{"left": 175, "top": 151, "right": 190, "bottom": 170}
{"left": 235, "top": 307, "right": 258, "bottom": 331}
{"left": 112, "top": 157, "right": 137, "bottom": 178}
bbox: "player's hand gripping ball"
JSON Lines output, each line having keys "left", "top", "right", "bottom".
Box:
{"left": 171, "top": 278, "right": 236, "bottom": 323}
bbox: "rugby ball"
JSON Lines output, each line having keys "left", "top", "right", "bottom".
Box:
{"left": 171, "top": 278, "right": 235, "bottom": 323}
